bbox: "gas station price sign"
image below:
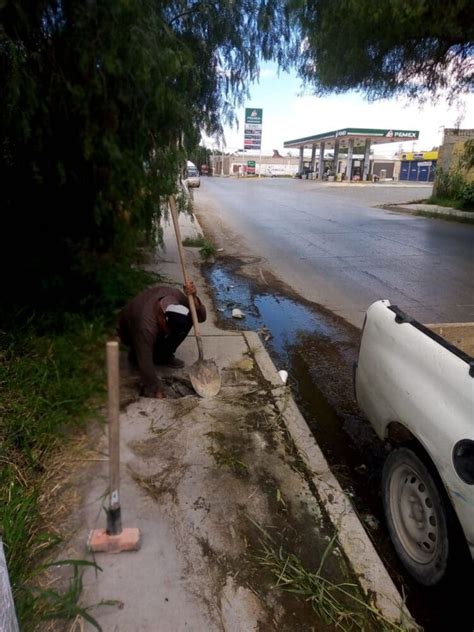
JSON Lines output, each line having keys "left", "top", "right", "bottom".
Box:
{"left": 244, "top": 108, "right": 263, "bottom": 150}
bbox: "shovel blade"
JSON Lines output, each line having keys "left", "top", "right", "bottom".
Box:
{"left": 189, "top": 358, "right": 221, "bottom": 398}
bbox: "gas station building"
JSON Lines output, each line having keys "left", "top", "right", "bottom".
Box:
{"left": 284, "top": 127, "right": 420, "bottom": 181}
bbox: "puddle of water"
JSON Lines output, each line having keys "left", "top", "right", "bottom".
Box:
{"left": 211, "top": 266, "right": 351, "bottom": 362}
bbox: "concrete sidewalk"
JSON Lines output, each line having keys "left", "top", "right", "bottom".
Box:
{"left": 70, "top": 212, "right": 412, "bottom": 630}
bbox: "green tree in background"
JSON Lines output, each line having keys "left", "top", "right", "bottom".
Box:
{"left": 294, "top": 0, "right": 474, "bottom": 100}
{"left": 188, "top": 146, "right": 212, "bottom": 172}
{"left": 0, "top": 0, "right": 293, "bottom": 308}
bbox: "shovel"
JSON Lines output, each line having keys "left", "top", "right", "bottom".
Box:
{"left": 168, "top": 196, "right": 221, "bottom": 398}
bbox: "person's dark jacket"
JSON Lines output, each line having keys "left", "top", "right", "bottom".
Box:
{"left": 117, "top": 286, "right": 206, "bottom": 396}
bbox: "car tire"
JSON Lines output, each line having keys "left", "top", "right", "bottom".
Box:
{"left": 382, "top": 446, "right": 453, "bottom": 586}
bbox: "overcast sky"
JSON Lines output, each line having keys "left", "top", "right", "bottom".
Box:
{"left": 206, "top": 62, "right": 474, "bottom": 158}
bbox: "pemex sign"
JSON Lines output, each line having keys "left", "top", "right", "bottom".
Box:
{"left": 244, "top": 108, "right": 263, "bottom": 150}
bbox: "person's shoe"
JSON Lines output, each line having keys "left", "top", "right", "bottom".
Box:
{"left": 161, "top": 355, "right": 185, "bottom": 369}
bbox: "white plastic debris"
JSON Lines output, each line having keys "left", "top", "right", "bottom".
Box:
{"left": 232, "top": 308, "right": 245, "bottom": 319}
{"left": 278, "top": 370, "right": 288, "bottom": 384}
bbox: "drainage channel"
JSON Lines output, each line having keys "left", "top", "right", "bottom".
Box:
{"left": 204, "top": 259, "right": 474, "bottom": 632}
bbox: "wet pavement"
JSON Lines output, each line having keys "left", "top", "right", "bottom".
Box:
{"left": 204, "top": 258, "right": 474, "bottom": 632}
{"left": 196, "top": 178, "right": 474, "bottom": 327}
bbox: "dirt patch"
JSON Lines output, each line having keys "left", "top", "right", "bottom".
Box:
{"left": 130, "top": 464, "right": 188, "bottom": 504}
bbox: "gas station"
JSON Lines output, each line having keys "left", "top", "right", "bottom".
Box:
{"left": 283, "top": 127, "right": 420, "bottom": 181}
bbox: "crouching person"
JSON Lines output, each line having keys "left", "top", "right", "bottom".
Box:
{"left": 118, "top": 281, "right": 206, "bottom": 398}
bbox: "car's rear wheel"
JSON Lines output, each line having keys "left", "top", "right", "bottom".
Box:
{"left": 382, "top": 447, "right": 451, "bottom": 586}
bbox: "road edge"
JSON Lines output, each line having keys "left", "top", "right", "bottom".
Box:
{"left": 243, "top": 329, "right": 415, "bottom": 627}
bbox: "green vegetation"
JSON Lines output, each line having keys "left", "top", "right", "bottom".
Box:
{"left": 182, "top": 234, "right": 217, "bottom": 260}
{"left": 0, "top": 264, "right": 158, "bottom": 629}
{"left": 431, "top": 167, "right": 474, "bottom": 211}
{"left": 0, "top": 0, "right": 293, "bottom": 310}
{"left": 182, "top": 235, "right": 208, "bottom": 248}
{"left": 426, "top": 196, "right": 471, "bottom": 211}
{"left": 253, "top": 522, "right": 414, "bottom": 631}
{"left": 294, "top": 0, "right": 473, "bottom": 100}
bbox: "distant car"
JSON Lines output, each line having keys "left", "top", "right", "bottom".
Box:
{"left": 185, "top": 165, "right": 200, "bottom": 188}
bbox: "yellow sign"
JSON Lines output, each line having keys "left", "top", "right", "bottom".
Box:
{"left": 399, "top": 151, "right": 438, "bottom": 161}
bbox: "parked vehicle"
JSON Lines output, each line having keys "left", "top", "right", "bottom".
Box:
{"left": 354, "top": 299, "right": 474, "bottom": 586}
{"left": 184, "top": 161, "right": 200, "bottom": 188}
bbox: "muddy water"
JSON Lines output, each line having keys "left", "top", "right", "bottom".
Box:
{"left": 208, "top": 264, "right": 386, "bottom": 510}
{"left": 205, "top": 261, "right": 474, "bottom": 632}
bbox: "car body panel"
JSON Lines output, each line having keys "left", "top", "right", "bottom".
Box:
{"left": 355, "top": 299, "right": 474, "bottom": 557}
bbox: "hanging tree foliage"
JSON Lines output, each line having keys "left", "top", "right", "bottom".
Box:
{"left": 0, "top": 0, "right": 294, "bottom": 307}
{"left": 293, "top": 0, "right": 474, "bottom": 100}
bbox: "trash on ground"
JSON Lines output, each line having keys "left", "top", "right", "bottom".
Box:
{"left": 363, "top": 514, "right": 380, "bottom": 530}
{"left": 278, "top": 370, "right": 288, "bottom": 384}
{"left": 232, "top": 308, "right": 245, "bottom": 319}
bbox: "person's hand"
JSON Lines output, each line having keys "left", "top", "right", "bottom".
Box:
{"left": 183, "top": 280, "right": 197, "bottom": 296}
{"left": 155, "top": 388, "right": 166, "bottom": 399}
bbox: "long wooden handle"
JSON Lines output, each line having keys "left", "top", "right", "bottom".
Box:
{"left": 107, "top": 341, "right": 120, "bottom": 510}
{"left": 168, "top": 196, "right": 203, "bottom": 359}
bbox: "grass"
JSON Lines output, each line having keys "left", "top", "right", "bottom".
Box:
{"left": 0, "top": 315, "right": 106, "bottom": 629}
{"left": 250, "top": 519, "right": 416, "bottom": 632}
{"left": 426, "top": 195, "right": 473, "bottom": 211}
{"left": 182, "top": 233, "right": 217, "bottom": 261}
{"left": 0, "top": 263, "right": 158, "bottom": 630}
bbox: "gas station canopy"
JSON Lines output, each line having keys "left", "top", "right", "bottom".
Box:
{"left": 283, "top": 127, "right": 420, "bottom": 181}
{"left": 284, "top": 127, "right": 419, "bottom": 150}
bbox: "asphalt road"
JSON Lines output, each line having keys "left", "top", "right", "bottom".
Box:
{"left": 196, "top": 178, "right": 474, "bottom": 327}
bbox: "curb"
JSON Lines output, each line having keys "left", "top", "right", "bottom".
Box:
{"left": 243, "top": 330, "right": 415, "bottom": 627}
{"left": 381, "top": 204, "right": 474, "bottom": 220}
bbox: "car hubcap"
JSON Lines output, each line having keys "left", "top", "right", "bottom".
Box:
{"left": 389, "top": 463, "right": 440, "bottom": 564}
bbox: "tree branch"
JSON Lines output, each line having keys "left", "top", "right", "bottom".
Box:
{"left": 168, "top": 2, "right": 204, "bottom": 27}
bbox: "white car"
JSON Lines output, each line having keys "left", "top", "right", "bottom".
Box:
{"left": 354, "top": 299, "right": 474, "bottom": 585}
{"left": 184, "top": 161, "right": 200, "bottom": 188}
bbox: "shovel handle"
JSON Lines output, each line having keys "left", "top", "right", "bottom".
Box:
{"left": 169, "top": 196, "right": 203, "bottom": 358}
